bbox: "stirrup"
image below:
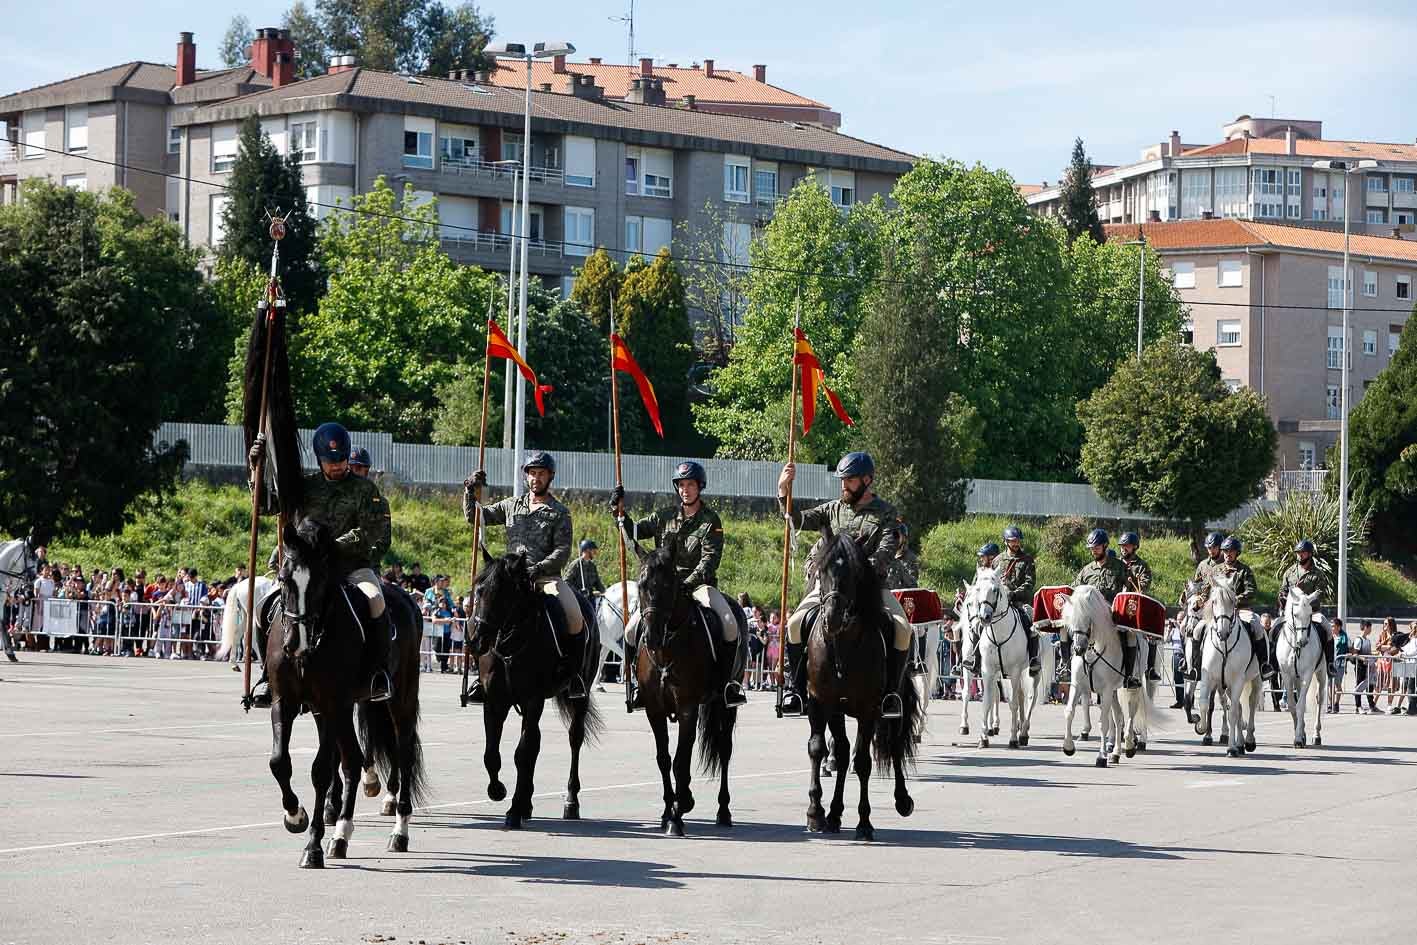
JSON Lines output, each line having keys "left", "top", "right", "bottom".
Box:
{"left": 1123, "top": 676, "right": 1142, "bottom": 690}
{"left": 624, "top": 684, "right": 642, "bottom": 713}
{"left": 880, "top": 692, "right": 903, "bottom": 720}
{"left": 250, "top": 681, "right": 272, "bottom": 709}
{"left": 909, "top": 660, "right": 927, "bottom": 678}
{"left": 466, "top": 678, "right": 486, "bottom": 704}
{"left": 779, "top": 688, "right": 805, "bottom": 717}
{"left": 365, "top": 670, "right": 393, "bottom": 704}
{"left": 564, "top": 673, "right": 587, "bottom": 701}
{"left": 1147, "top": 668, "right": 1162, "bottom": 681}
{"left": 966, "top": 654, "right": 981, "bottom": 674}
{"left": 723, "top": 682, "right": 748, "bottom": 708}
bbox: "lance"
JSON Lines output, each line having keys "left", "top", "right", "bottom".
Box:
{"left": 775, "top": 297, "right": 803, "bottom": 718}
{"left": 608, "top": 288, "right": 634, "bottom": 713}
{"left": 461, "top": 284, "right": 498, "bottom": 707}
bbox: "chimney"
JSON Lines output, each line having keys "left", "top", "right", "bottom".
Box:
{"left": 639, "top": 57, "right": 653, "bottom": 77}
{"left": 273, "top": 51, "right": 294, "bottom": 88}
{"left": 626, "top": 76, "right": 666, "bottom": 106}
{"left": 552, "top": 54, "right": 566, "bottom": 74}
{"left": 570, "top": 74, "right": 604, "bottom": 101}
{"left": 329, "top": 54, "right": 357, "bottom": 74}
{"left": 175, "top": 31, "right": 196, "bottom": 88}
{"left": 703, "top": 59, "right": 714, "bottom": 78}
{"left": 682, "top": 94, "right": 696, "bottom": 109}
{"left": 589, "top": 57, "right": 602, "bottom": 65}
{"left": 1285, "top": 126, "right": 1296, "bottom": 156}
{"left": 1168, "top": 130, "right": 1181, "bottom": 157}
{"left": 1148, "top": 210, "right": 1162, "bottom": 222}
{"left": 250, "top": 27, "right": 279, "bottom": 79}
{"left": 448, "top": 69, "right": 459, "bottom": 80}
{"left": 474, "top": 70, "right": 490, "bottom": 83}
{"left": 753, "top": 64, "right": 766, "bottom": 83}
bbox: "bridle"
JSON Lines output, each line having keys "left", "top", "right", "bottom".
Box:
{"left": 0, "top": 539, "right": 38, "bottom": 587}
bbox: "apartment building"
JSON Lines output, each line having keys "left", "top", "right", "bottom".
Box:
{"left": 1031, "top": 115, "right": 1417, "bottom": 237}
{"left": 1105, "top": 219, "right": 1415, "bottom": 469}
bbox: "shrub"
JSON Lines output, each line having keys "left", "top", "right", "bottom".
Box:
{"left": 1040, "top": 515, "right": 1088, "bottom": 571}
{"left": 1238, "top": 492, "right": 1370, "bottom": 602}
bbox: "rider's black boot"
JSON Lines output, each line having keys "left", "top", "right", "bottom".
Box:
{"left": 1027, "top": 631, "right": 1041, "bottom": 677}
{"left": 359, "top": 611, "right": 394, "bottom": 703}
{"left": 1122, "top": 642, "right": 1141, "bottom": 690}
{"left": 562, "top": 636, "right": 588, "bottom": 701}
{"left": 250, "top": 670, "right": 272, "bottom": 708}
{"left": 966, "top": 632, "right": 981, "bottom": 674}
{"left": 880, "top": 647, "right": 908, "bottom": 719}
{"left": 1188, "top": 638, "right": 1202, "bottom": 681}
{"left": 623, "top": 638, "right": 642, "bottom": 712}
{"left": 718, "top": 642, "right": 747, "bottom": 708}
{"left": 779, "top": 641, "right": 807, "bottom": 717}
{"left": 1059, "top": 639, "right": 1073, "bottom": 667}
{"left": 1251, "top": 624, "right": 1276, "bottom": 681}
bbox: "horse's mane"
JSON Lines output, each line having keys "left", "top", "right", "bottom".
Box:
{"left": 824, "top": 530, "right": 883, "bottom": 599}
{"left": 1064, "top": 585, "right": 1119, "bottom": 648}
{"left": 1208, "top": 574, "right": 1238, "bottom": 611}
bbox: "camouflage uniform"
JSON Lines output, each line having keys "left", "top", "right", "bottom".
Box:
{"left": 1192, "top": 554, "right": 1223, "bottom": 587}
{"left": 1120, "top": 552, "right": 1153, "bottom": 594}
{"left": 623, "top": 504, "right": 740, "bottom": 645}
{"left": 1202, "top": 558, "right": 1272, "bottom": 675}
{"left": 1277, "top": 561, "right": 1334, "bottom": 673}
{"left": 996, "top": 546, "right": 1040, "bottom": 671}
{"left": 465, "top": 490, "right": 582, "bottom": 634}
{"left": 1074, "top": 555, "right": 1129, "bottom": 603}
{"left": 281, "top": 471, "right": 391, "bottom": 611}
{"left": 887, "top": 547, "right": 922, "bottom": 591}
{"left": 563, "top": 556, "right": 605, "bottom": 597}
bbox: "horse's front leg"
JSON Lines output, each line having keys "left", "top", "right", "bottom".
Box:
{"left": 1062, "top": 668, "right": 1082, "bottom": 757}
{"left": 959, "top": 666, "right": 972, "bottom": 736}
{"left": 1094, "top": 690, "right": 1112, "bottom": 768}
{"left": 978, "top": 669, "right": 996, "bottom": 748}
{"left": 269, "top": 695, "right": 306, "bottom": 835}
{"left": 563, "top": 695, "right": 589, "bottom": 821}
{"left": 853, "top": 718, "right": 876, "bottom": 841}
{"left": 667, "top": 704, "right": 697, "bottom": 836}
{"left": 1106, "top": 690, "right": 1122, "bottom": 765}
{"left": 714, "top": 704, "right": 735, "bottom": 828}
{"left": 482, "top": 696, "right": 511, "bottom": 804}
{"left": 1287, "top": 667, "right": 1304, "bottom": 747}
{"left": 827, "top": 711, "right": 850, "bottom": 832}
{"left": 647, "top": 709, "right": 674, "bottom": 831}
{"left": 506, "top": 698, "right": 545, "bottom": 830}
{"left": 1312, "top": 668, "right": 1324, "bottom": 747}
{"left": 1244, "top": 673, "right": 1260, "bottom": 754}
{"left": 300, "top": 714, "right": 335, "bottom": 868}
{"left": 806, "top": 699, "right": 828, "bottom": 832}
{"left": 1007, "top": 677, "right": 1026, "bottom": 749}
{"left": 328, "top": 710, "right": 363, "bottom": 859}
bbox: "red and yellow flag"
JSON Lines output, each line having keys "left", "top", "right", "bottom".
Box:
{"left": 611, "top": 333, "right": 663, "bottom": 437}
{"left": 793, "top": 328, "right": 853, "bottom": 434}
{"left": 487, "top": 318, "right": 552, "bottom": 416}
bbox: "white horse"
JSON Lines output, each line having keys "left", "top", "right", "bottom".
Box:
{"left": 960, "top": 568, "right": 1035, "bottom": 749}
{"left": 1276, "top": 587, "right": 1327, "bottom": 748}
{"left": 1060, "top": 586, "right": 1149, "bottom": 766}
{"left": 218, "top": 575, "right": 277, "bottom": 666}
{"left": 0, "top": 537, "right": 38, "bottom": 661}
{"left": 1192, "top": 574, "right": 1261, "bottom": 757}
{"left": 595, "top": 580, "right": 637, "bottom": 687}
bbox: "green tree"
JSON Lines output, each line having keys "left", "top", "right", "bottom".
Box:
{"left": 1078, "top": 339, "right": 1277, "bottom": 557}
{"left": 312, "top": 0, "right": 493, "bottom": 74}
{"left": 1059, "top": 137, "right": 1105, "bottom": 246}
{"left": 569, "top": 247, "right": 622, "bottom": 335}
{"left": 616, "top": 250, "right": 697, "bottom": 455}
{"left": 220, "top": 15, "right": 254, "bottom": 68}
{"left": 283, "top": 2, "right": 329, "bottom": 78}
{"left": 0, "top": 183, "right": 207, "bottom": 542}
{"left": 693, "top": 178, "right": 880, "bottom": 463}
{"left": 1328, "top": 313, "right": 1417, "bottom": 555}
{"left": 420, "top": 1, "right": 495, "bottom": 76}
{"left": 676, "top": 201, "right": 755, "bottom": 365}
{"left": 219, "top": 116, "right": 322, "bottom": 316}
{"left": 217, "top": 256, "right": 275, "bottom": 422}
{"left": 1239, "top": 491, "right": 1369, "bottom": 602}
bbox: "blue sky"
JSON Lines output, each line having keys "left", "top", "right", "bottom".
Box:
{"left": 4, "top": 1, "right": 1415, "bottom": 183}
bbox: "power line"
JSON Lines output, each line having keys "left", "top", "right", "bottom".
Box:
{"left": 12, "top": 140, "right": 1417, "bottom": 316}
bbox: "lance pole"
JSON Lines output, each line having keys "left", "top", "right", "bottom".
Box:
{"left": 775, "top": 298, "right": 803, "bottom": 718}
{"left": 609, "top": 289, "right": 633, "bottom": 713}
{"left": 461, "top": 286, "right": 497, "bottom": 707}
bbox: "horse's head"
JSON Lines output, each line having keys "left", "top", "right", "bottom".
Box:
{"left": 816, "top": 525, "right": 875, "bottom": 642}
{"left": 964, "top": 567, "right": 1006, "bottom": 635}
{"left": 1284, "top": 587, "right": 1323, "bottom": 642}
{"left": 1062, "top": 585, "right": 1112, "bottom": 654}
{"left": 472, "top": 547, "right": 536, "bottom": 652}
{"left": 1207, "top": 574, "right": 1239, "bottom": 642}
{"left": 629, "top": 537, "right": 682, "bottom": 652}
{"left": 279, "top": 517, "right": 336, "bottom": 657}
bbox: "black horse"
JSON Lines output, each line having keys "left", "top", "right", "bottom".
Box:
{"left": 470, "top": 549, "right": 604, "bottom": 829}
{"left": 802, "top": 526, "right": 921, "bottom": 841}
{"left": 264, "top": 518, "right": 426, "bottom": 868}
{"left": 625, "top": 536, "right": 743, "bottom": 836}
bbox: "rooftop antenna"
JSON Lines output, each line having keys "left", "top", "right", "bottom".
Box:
{"left": 1268, "top": 94, "right": 1277, "bottom": 118}
{"left": 610, "top": 0, "right": 635, "bottom": 77}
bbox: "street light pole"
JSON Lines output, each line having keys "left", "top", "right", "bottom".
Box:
{"left": 503, "top": 164, "right": 519, "bottom": 452}
{"left": 1136, "top": 231, "right": 1146, "bottom": 359}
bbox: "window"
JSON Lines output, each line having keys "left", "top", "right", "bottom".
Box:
{"left": 64, "top": 104, "right": 87, "bottom": 153}
{"left": 1218, "top": 260, "right": 1243, "bottom": 288}
{"left": 1217, "top": 319, "right": 1241, "bottom": 346}
{"left": 1286, "top": 169, "right": 1302, "bottom": 196}
{"left": 61, "top": 174, "right": 86, "bottom": 191}
{"left": 1326, "top": 385, "right": 1341, "bottom": 420}
{"left": 402, "top": 117, "right": 433, "bottom": 169}
{"left": 1397, "top": 211, "right": 1415, "bottom": 225}
{"left": 1333, "top": 180, "right": 1345, "bottom": 215}
{"left": 499, "top": 203, "right": 543, "bottom": 243}
{"left": 641, "top": 148, "right": 673, "bottom": 198}
{"left": 20, "top": 111, "right": 43, "bottom": 159}
{"left": 1327, "top": 326, "right": 1344, "bottom": 369}
{"left": 1328, "top": 266, "right": 1350, "bottom": 309}
{"left": 165, "top": 175, "right": 180, "bottom": 223}
{"left": 210, "top": 194, "right": 228, "bottom": 246}
{"left": 560, "top": 276, "right": 575, "bottom": 299}
{"left": 1215, "top": 168, "right": 1246, "bottom": 218}
{"left": 564, "top": 136, "right": 595, "bottom": 188}
{"left": 501, "top": 132, "right": 523, "bottom": 164}
{"left": 1253, "top": 168, "right": 1282, "bottom": 218}
{"left": 1180, "top": 170, "right": 1209, "bottom": 218}
{"left": 1312, "top": 208, "right": 1329, "bottom": 221}
{"left": 1363, "top": 270, "right": 1378, "bottom": 297}
{"left": 1392, "top": 330, "right": 1402, "bottom": 357}
{"left": 211, "top": 123, "right": 238, "bottom": 172}
{"left": 1313, "top": 178, "right": 1328, "bottom": 200}
{"left": 1298, "top": 442, "right": 1316, "bottom": 470}
{"left": 167, "top": 120, "right": 181, "bottom": 155}
{"left": 1223, "top": 378, "right": 1242, "bottom": 392}
{"left": 437, "top": 194, "right": 478, "bottom": 240}
{"left": 624, "top": 151, "right": 639, "bottom": 195}
{"left": 722, "top": 220, "right": 751, "bottom": 268}
{"left": 1181, "top": 319, "right": 1194, "bottom": 345}
{"left": 822, "top": 168, "right": 855, "bottom": 209}
{"left": 563, "top": 206, "right": 594, "bottom": 256}
{"left": 1171, "top": 261, "right": 1195, "bottom": 289}
{"left": 643, "top": 217, "right": 671, "bottom": 255}
{"left": 1255, "top": 168, "right": 1282, "bottom": 196}
{"left": 624, "top": 215, "right": 642, "bottom": 256}
{"left": 1397, "top": 276, "right": 1411, "bottom": 300}
{"left": 289, "top": 120, "right": 318, "bottom": 163}
{"left": 724, "top": 156, "right": 750, "bottom": 203}
{"left": 1395, "top": 177, "right": 1416, "bottom": 194}
{"left": 1363, "top": 329, "right": 1378, "bottom": 355}
{"left": 754, "top": 163, "right": 778, "bottom": 205}
{"left": 1367, "top": 175, "right": 1387, "bottom": 193}
{"left": 1287, "top": 203, "right": 1301, "bottom": 219}
{"left": 1367, "top": 209, "right": 1387, "bottom": 225}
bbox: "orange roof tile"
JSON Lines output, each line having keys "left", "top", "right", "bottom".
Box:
{"left": 485, "top": 60, "right": 828, "bottom": 108}
{"left": 1165, "top": 135, "right": 1417, "bottom": 162}
{"left": 1104, "top": 220, "right": 1264, "bottom": 250}
{"left": 1105, "top": 219, "right": 1417, "bottom": 263}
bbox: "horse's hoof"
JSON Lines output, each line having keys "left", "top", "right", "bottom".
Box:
{"left": 1063, "top": 745, "right": 1075, "bottom": 757}
{"left": 1313, "top": 737, "right": 1322, "bottom": 747}
{"left": 979, "top": 738, "right": 989, "bottom": 748}
{"left": 1136, "top": 740, "right": 1147, "bottom": 751}
{"left": 328, "top": 838, "right": 348, "bottom": 859}
{"left": 677, "top": 794, "right": 695, "bottom": 817}
{"left": 896, "top": 795, "right": 914, "bottom": 818}
{"left": 854, "top": 824, "right": 875, "bottom": 842}
{"left": 1220, "top": 733, "right": 1229, "bottom": 746}
{"left": 1245, "top": 739, "right": 1257, "bottom": 753}
{"left": 504, "top": 812, "right": 522, "bottom": 830}
{"left": 299, "top": 847, "right": 324, "bottom": 869}
{"left": 1094, "top": 757, "right": 1107, "bottom": 768}
{"left": 1226, "top": 748, "right": 1240, "bottom": 758}
{"left": 667, "top": 818, "right": 685, "bottom": 838}
{"left": 806, "top": 814, "right": 825, "bottom": 833}
{"left": 1079, "top": 732, "right": 1090, "bottom": 742}
{"left": 1124, "top": 746, "right": 1136, "bottom": 759}
{"left": 386, "top": 833, "right": 408, "bottom": 853}
{"left": 284, "top": 807, "right": 309, "bottom": 834}
{"left": 989, "top": 726, "right": 999, "bottom": 736}
{"left": 1109, "top": 754, "right": 1120, "bottom": 765}
{"left": 362, "top": 776, "right": 382, "bottom": 798}
{"left": 1201, "top": 735, "right": 1213, "bottom": 746}
{"left": 1294, "top": 738, "right": 1304, "bottom": 749}
{"left": 562, "top": 802, "right": 581, "bottom": 821}
{"left": 716, "top": 809, "right": 733, "bottom": 828}
{"left": 488, "top": 781, "right": 507, "bottom": 802}
{"left": 380, "top": 797, "right": 397, "bottom": 817}
{"left": 825, "top": 813, "right": 842, "bottom": 833}
{"left": 960, "top": 726, "right": 969, "bottom": 735}
{"left": 1018, "top": 735, "right": 1029, "bottom": 747}
{"left": 323, "top": 808, "right": 338, "bottom": 827}
{"left": 1008, "top": 739, "right": 1019, "bottom": 749}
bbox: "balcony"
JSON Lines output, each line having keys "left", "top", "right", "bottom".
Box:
{"left": 440, "top": 231, "right": 566, "bottom": 273}
{"left": 440, "top": 154, "right": 564, "bottom": 186}
{"left": 1392, "top": 191, "right": 1417, "bottom": 210}
{"left": 0, "top": 141, "right": 18, "bottom": 164}
{"left": 1366, "top": 187, "right": 1389, "bottom": 207}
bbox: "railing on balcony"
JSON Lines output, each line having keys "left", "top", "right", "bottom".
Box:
{"left": 439, "top": 154, "right": 564, "bottom": 185}
{"left": 1275, "top": 468, "right": 1327, "bottom": 494}
{"left": 440, "top": 231, "right": 563, "bottom": 258}
{"left": 0, "top": 141, "right": 18, "bottom": 162}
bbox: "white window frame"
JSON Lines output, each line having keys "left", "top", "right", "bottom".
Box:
{"left": 165, "top": 175, "right": 180, "bottom": 223}
{"left": 1367, "top": 209, "right": 1387, "bottom": 225}
{"left": 1171, "top": 261, "right": 1196, "bottom": 289}
{"left": 289, "top": 120, "right": 318, "bottom": 163}
{"left": 1397, "top": 211, "right": 1416, "bottom": 226}
{"left": 501, "top": 132, "right": 523, "bottom": 164}
{"left": 22, "top": 110, "right": 45, "bottom": 160}
{"left": 1327, "top": 326, "right": 1345, "bottom": 369}
{"left": 498, "top": 202, "right": 543, "bottom": 243}
{"left": 61, "top": 174, "right": 87, "bottom": 191}
{"left": 642, "top": 216, "right": 672, "bottom": 256}
{"left": 1298, "top": 441, "right": 1316, "bottom": 470}
{"left": 1215, "top": 168, "right": 1246, "bottom": 219}
{"left": 1328, "top": 266, "right": 1350, "bottom": 309}
{"left": 564, "top": 136, "right": 595, "bottom": 188}
{"left": 1218, "top": 260, "right": 1243, "bottom": 288}
{"left": 211, "top": 123, "right": 238, "bottom": 173}
{"left": 624, "top": 149, "right": 640, "bottom": 196}
{"left": 1312, "top": 208, "right": 1329, "bottom": 222}
{"left": 754, "top": 163, "right": 778, "bottom": 206}
{"left": 210, "top": 194, "right": 229, "bottom": 247}
{"left": 1325, "top": 385, "right": 1341, "bottom": 420}
{"left": 624, "top": 215, "right": 643, "bottom": 257}
{"left": 1397, "top": 275, "right": 1412, "bottom": 301}
{"left": 1367, "top": 175, "right": 1387, "bottom": 193}
{"left": 1391, "top": 331, "right": 1401, "bottom": 358}
{"left": 724, "top": 155, "right": 750, "bottom": 203}
{"left": 1363, "top": 270, "right": 1378, "bottom": 298}
{"left": 402, "top": 117, "right": 434, "bottom": 170}
{"left": 1286, "top": 168, "right": 1302, "bottom": 195}
{"left": 1363, "top": 329, "right": 1378, "bottom": 355}
{"left": 1217, "top": 319, "right": 1241, "bottom": 347}
{"left": 1181, "top": 319, "right": 1194, "bottom": 345}
{"left": 1395, "top": 177, "right": 1416, "bottom": 194}
{"left": 167, "top": 121, "right": 182, "bottom": 155}
{"left": 64, "top": 104, "right": 87, "bottom": 153}
{"left": 563, "top": 206, "right": 594, "bottom": 257}
{"left": 641, "top": 148, "right": 673, "bottom": 199}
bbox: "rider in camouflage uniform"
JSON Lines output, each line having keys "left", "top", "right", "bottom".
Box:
{"left": 1074, "top": 528, "right": 1140, "bottom": 689}
{"left": 886, "top": 522, "right": 921, "bottom": 590}
{"left": 778, "top": 452, "right": 914, "bottom": 720}
{"left": 611, "top": 461, "right": 747, "bottom": 710}
{"left": 564, "top": 539, "right": 605, "bottom": 597}
{"left": 248, "top": 422, "right": 394, "bottom": 706}
{"left": 1118, "top": 532, "right": 1161, "bottom": 682}
{"left": 996, "top": 525, "right": 1040, "bottom": 676}
{"left": 1276, "top": 539, "right": 1336, "bottom": 677}
{"left": 465, "top": 451, "right": 586, "bottom": 703}
{"left": 1200, "top": 536, "right": 1274, "bottom": 680}
{"left": 1186, "top": 531, "right": 1226, "bottom": 680}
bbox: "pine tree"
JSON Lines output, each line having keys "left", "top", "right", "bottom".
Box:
{"left": 219, "top": 116, "right": 322, "bottom": 315}
{"left": 1059, "top": 137, "right": 1105, "bottom": 246}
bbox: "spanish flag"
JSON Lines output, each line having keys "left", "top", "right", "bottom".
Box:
{"left": 611, "top": 333, "right": 663, "bottom": 437}
{"left": 487, "top": 318, "right": 552, "bottom": 416}
{"left": 793, "top": 328, "right": 853, "bottom": 434}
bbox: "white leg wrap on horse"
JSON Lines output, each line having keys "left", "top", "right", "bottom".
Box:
{"left": 395, "top": 813, "right": 410, "bottom": 836}
{"left": 362, "top": 767, "right": 379, "bottom": 787}
{"left": 336, "top": 818, "right": 353, "bottom": 842}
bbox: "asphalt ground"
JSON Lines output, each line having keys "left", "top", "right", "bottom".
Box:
{"left": 1, "top": 654, "right": 1414, "bottom": 945}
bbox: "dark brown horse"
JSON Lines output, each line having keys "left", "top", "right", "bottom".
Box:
{"left": 469, "top": 549, "right": 603, "bottom": 829}
{"left": 263, "top": 518, "right": 426, "bottom": 867}
{"left": 803, "top": 526, "right": 922, "bottom": 840}
{"left": 625, "top": 537, "right": 743, "bottom": 836}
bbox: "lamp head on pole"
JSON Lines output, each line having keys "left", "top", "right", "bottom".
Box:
{"left": 484, "top": 41, "right": 575, "bottom": 60}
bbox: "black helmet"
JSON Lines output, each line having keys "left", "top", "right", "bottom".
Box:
{"left": 1002, "top": 525, "right": 1023, "bottom": 541}
{"left": 672, "top": 460, "right": 707, "bottom": 488}
{"left": 1119, "top": 531, "right": 1140, "bottom": 547}
{"left": 978, "top": 542, "right": 1000, "bottom": 558}
{"left": 312, "top": 422, "right": 351, "bottom": 464}
{"left": 1221, "top": 536, "right": 1242, "bottom": 553}
{"left": 1204, "top": 531, "right": 1225, "bottom": 549}
{"left": 579, "top": 539, "right": 598, "bottom": 553}
{"left": 348, "top": 446, "right": 372, "bottom": 468}
{"left": 1086, "top": 528, "right": 1109, "bottom": 547}
{"left": 1295, "top": 539, "right": 1316, "bottom": 554}
{"left": 833, "top": 451, "right": 875, "bottom": 479}
{"left": 521, "top": 450, "right": 556, "bottom": 475}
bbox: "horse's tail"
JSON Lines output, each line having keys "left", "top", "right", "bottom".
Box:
{"left": 874, "top": 665, "right": 923, "bottom": 772}
{"left": 696, "top": 692, "right": 739, "bottom": 776}
{"left": 556, "top": 624, "right": 606, "bottom": 746}
{"left": 215, "top": 583, "right": 245, "bottom": 661}
{"left": 359, "top": 702, "right": 429, "bottom": 809}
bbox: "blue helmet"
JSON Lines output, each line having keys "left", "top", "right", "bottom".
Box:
{"left": 1221, "top": 536, "right": 1242, "bottom": 553}
{"left": 978, "top": 542, "right": 1000, "bottom": 558}
{"left": 1204, "top": 531, "right": 1225, "bottom": 549}
{"left": 672, "top": 460, "right": 707, "bottom": 488}
{"left": 312, "top": 422, "right": 351, "bottom": 464}
{"left": 1295, "top": 539, "right": 1316, "bottom": 554}
{"left": 1002, "top": 525, "right": 1023, "bottom": 541}
{"left": 579, "top": 539, "right": 598, "bottom": 553}
{"left": 833, "top": 451, "right": 875, "bottom": 479}
{"left": 1119, "top": 532, "right": 1140, "bottom": 547}
{"left": 1086, "top": 528, "right": 1109, "bottom": 547}
{"left": 348, "top": 446, "right": 372, "bottom": 468}
{"left": 522, "top": 450, "right": 556, "bottom": 475}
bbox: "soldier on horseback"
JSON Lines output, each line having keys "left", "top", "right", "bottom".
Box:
{"left": 1074, "top": 528, "right": 1140, "bottom": 689}
{"left": 1276, "top": 539, "right": 1336, "bottom": 677}
{"left": 464, "top": 451, "right": 587, "bottom": 704}
{"left": 1186, "top": 531, "right": 1226, "bottom": 679}
{"left": 997, "top": 526, "right": 1040, "bottom": 676}
{"left": 612, "top": 461, "right": 748, "bottom": 711}
{"left": 247, "top": 421, "right": 394, "bottom": 705}
{"left": 777, "top": 452, "right": 915, "bottom": 720}
{"left": 565, "top": 539, "right": 605, "bottom": 598}
{"left": 1201, "top": 536, "right": 1275, "bottom": 681}
{"left": 1119, "top": 532, "right": 1161, "bottom": 681}
{"left": 886, "top": 522, "right": 921, "bottom": 590}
